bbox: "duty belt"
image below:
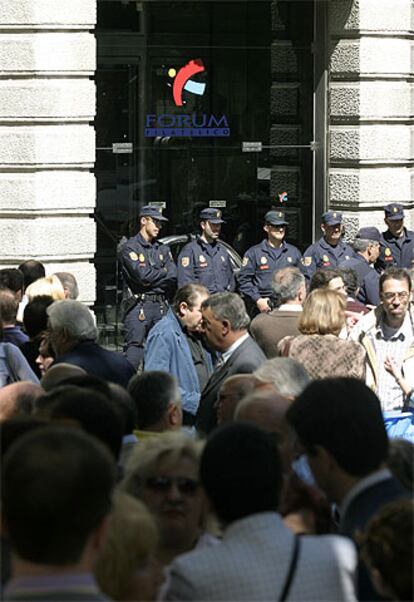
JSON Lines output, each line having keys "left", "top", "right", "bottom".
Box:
{"left": 134, "top": 293, "right": 166, "bottom": 302}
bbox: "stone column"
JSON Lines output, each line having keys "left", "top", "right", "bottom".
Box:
{"left": 328, "top": 0, "right": 414, "bottom": 235}
{"left": 0, "top": 0, "right": 96, "bottom": 303}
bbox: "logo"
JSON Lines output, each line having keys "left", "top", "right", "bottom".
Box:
{"left": 144, "top": 58, "right": 230, "bottom": 139}
{"left": 169, "top": 59, "right": 207, "bottom": 107}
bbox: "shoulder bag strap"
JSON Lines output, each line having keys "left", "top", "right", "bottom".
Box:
{"left": 279, "top": 535, "right": 301, "bottom": 602}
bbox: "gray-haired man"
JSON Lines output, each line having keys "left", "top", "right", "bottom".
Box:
{"left": 195, "top": 292, "right": 265, "bottom": 434}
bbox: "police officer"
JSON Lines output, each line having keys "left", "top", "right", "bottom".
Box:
{"left": 339, "top": 227, "right": 381, "bottom": 306}
{"left": 377, "top": 203, "right": 414, "bottom": 271}
{"left": 119, "top": 205, "right": 177, "bottom": 369}
{"left": 177, "top": 208, "right": 235, "bottom": 293}
{"left": 301, "top": 211, "right": 354, "bottom": 281}
{"left": 237, "top": 210, "right": 302, "bottom": 315}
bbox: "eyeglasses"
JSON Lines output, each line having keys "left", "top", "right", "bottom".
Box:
{"left": 145, "top": 476, "right": 200, "bottom": 494}
{"left": 382, "top": 291, "right": 410, "bottom": 301}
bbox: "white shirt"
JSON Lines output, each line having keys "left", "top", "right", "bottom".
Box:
{"left": 221, "top": 332, "right": 250, "bottom": 365}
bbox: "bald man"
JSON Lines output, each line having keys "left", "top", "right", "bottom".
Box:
{"left": 215, "top": 374, "right": 257, "bottom": 424}
{"left": 235, "top": 389, "right": 293, "bottom": 470}
{"left": 0, "top": 381, "right": 43, "bottom": 421}
{"left": 40, "top": 363, "right": 87, "bottom": 392}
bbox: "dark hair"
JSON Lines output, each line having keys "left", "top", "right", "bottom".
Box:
{"left": 286, "top": 378, "right": 388, "bottom": 477}
{"left": 173, "top": 283, "right": 208, "bottom": 314}
{"left": 379, "top": 267, "right": 412, "bottom": 293}
{"left": 309, "top": 268, "right": 343, "bottom": 293}
{"left": 37, "top": 385, "right": 123, "bottom": 460}
{"left": 1, "top": 416, "right": 50, "bottom": 457}
{"left": 0, "top": 269, "right": 24, "bottom": 294}
{"left": 200, "top": 422, "right": 283, "bottom": 523}
{"left": 128, "top": 371, "right": 178, "bottom": 430}
{"left": 2, "top": 426, "right": 115, "bottom": 564}
{"left": 23, "top": 295, "right": 54, "bottom": 339}
{"left": 338, "top": 267, "right": 359, "bottom": 297}
{"left": 360, "top": 500, "right": 413, "bottom": 601}
{"left": 108, "top": 383, "right": 137, "bottom": 435}
{"left": 18, "top": 260, "right": 46, "bottom": 289}
{"left": 0, "top": 289, "right": 18, "bottom": 323}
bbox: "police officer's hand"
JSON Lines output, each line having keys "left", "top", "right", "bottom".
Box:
{"left": 256, "top": 298, "right": 271, "bottom": 313}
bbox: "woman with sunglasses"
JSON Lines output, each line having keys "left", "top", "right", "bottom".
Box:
{"left": 121, "top": 432, "right": 219, "bottom": 597}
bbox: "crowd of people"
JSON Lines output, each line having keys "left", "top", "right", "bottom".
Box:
{"left": 0, "top": 201, "right": 413, "bottom": 601}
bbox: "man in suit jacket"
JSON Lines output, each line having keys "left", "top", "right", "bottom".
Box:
{"left": 166, "top": 423, "right": 357, "bottom": 601}
{"left": 287, "top": 377, "right": 410, "bottom": 600}
{"left": 195, "top": 293, "right": 265, "bottom": 434}
{"left": 47, "top": 299, "right": 135, "bottom": 388}
{"left": 2, "top": 426, "right": 115, "bottom": 602}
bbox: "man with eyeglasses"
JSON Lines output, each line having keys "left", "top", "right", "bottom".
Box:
{"left": 350, "top": 267, "right": 414, "bottom": 411}
{"left": 237, "top": 210, "right": 302, "bottom": 317}
{"left": 119, "top": 205, "right": 177, "bottom": 369}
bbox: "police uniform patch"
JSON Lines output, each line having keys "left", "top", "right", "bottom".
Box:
{"left": 220, "top": 255, "right": 225, "bottom": 262}
{"left": 287, "top": 257, "right": 292, "bottom": 263}
{"left": 322, "top": 255, "right": 330, "bottom": 263}
{"left": 139, "top": 254, "right": 145, "bottom": 263}
{"left": 181, "top": 257, "right": 190, "bottom": 267}
{"left": 301, "top": 257, "right": 312, "bottom": 266}
{"left": 159, "top": 253, "right": 164, "bottom": 261}
{"left": 385, "top": 248, "right": 392, "bottom": 256}
{"left": 199, "top": 255, "right": 206, "bottom": 263}
{"left": 345, "top": 255, "right": 350, "bottom": 260}
{"left": 129, "top": 252, "right": 138, "bottom": 261}
{"left": 260, "top": 257, "right": 268, "bottom": 265}
{"left": 242, "top": 257, "right": 249, "bottom": 266}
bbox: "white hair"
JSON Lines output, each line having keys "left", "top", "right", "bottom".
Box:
{"left": 254, "top": 358, "right": 311, "bottom": 398}
{"left": 47, "top": 300, "right": 97, "bottom": 341}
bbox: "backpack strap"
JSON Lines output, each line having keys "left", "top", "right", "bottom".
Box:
{"left": 279, "top": 535, "right": 301, "bottom": 601}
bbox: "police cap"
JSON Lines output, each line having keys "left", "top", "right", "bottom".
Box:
{"left": 321, "top": 211, "right": 342, "bottom": 226}
{"left": 384, "top": 203, "right": 404, "bottom": 220}
{"left": 356, "top": 227, "right": 381, "bottom": 242}
{"left": 139, "top": 205, "right": 168, "bottom": 221}
{"left": 200, "top": 208, "right": 225, "bottom": 224}
{"left": 264, "top": 210, "right": 288, "bottom": 226}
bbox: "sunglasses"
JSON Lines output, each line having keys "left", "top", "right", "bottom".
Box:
{"left": 145, "top": 476, "right": 200, "bottom": 494}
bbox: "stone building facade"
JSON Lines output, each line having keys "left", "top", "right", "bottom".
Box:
{"left": 0, "top": 0, "right": 412, "bottom": 305}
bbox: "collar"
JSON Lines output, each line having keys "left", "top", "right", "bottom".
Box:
{"left": 197, "top": 235, "right": 216, "bottom": 249}
{"left": 320, "top": 236, "right": 342, "bottom": 250}
{"left": 340, "top": 468, "right": 393, "bottom": 520}
{"left": 137, "top": 232, "right": 157, "bottom": 248}
{"left": 277, "top": 303, "right": 302, "bottom": 311}
{"left": 263, "top": 239, "right": 286, "bottom": 253}
{"left": 384, "top": 228, "right": 412, "bottom": 243}
{"left": 4, "top": 573, "right": 103, "bottom": 597}
{"left": 221, "top": 332, "right": 250, "bottom": 363}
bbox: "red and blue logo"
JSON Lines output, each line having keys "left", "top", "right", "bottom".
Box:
{"left": 168, "top": 58, "right": 207, "bottom": 107}
{"left": 144, "top": 58, "right": 230, "bottom": 139}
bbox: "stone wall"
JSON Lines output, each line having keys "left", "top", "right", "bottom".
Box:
{"left": 0, "top": 0, "right": 96, "bottom": 303}
{"left": 328, "top": 0, "right": 414, "bottom": 237}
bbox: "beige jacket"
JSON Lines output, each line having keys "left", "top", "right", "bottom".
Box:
{"left": 350, "top": 303, "right": 414, "bottom": 395}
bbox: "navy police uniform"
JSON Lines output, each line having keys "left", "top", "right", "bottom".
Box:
{"left": 119, "top": 206, "right": 177, "bottom": 369}
{"left": 301, "top": 211, "right": 354, "bottom": 280}
{"left": 339, "top": 227, "right": 381, "bottom": 306}
{"left": 377, "top": 203, "right": 414, "bottom": 271}
{"left": 237, "top": 210, "right": 302, "bottom": 312}
{"left": 177, "top": 208, "right": 235, "bottom": 293}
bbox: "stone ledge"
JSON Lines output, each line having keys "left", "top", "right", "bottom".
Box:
{"left": 0, "top": 216, "right": 96, "bottom": 257}
{"left": 329, "top": 167, "right": 413, "bottom": 205}
{"left": 0, "top": 33, "right": 95, "bottom": 73}
{"left": 330, "top": 81, "right": 413, "bottom": 120}
{"left": 330, "top": 39, "right": 412, "bottom": 76}
{"left": 329, "top": 0, "right": 413, "bottom": 35}
{"left": 0, "top": 170, "right": 95, "bottom": 212}
{"left": 0, "top": 79, "right": 95, "bottom": 120}
{"left": 0, "top": 125, "right": 95, "bottom": 166}
{"left": 330, "top": 125, "right": 414, "bottom": 162}
{"left": 0, "top": 0, "right": 96, "bottom": 27}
